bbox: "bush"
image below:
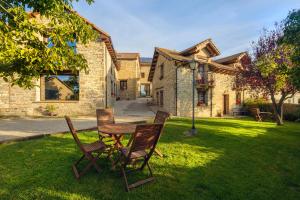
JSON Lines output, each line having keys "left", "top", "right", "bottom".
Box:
{"left": 244, "top": 98, "right": 300, "bottom": 122}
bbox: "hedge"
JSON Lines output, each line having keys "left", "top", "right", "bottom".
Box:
{"left": 244, "top": 99, "right": 300, "bottom": 122}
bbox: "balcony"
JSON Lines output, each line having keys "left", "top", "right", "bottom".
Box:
{"left": 195, "top": 72, "right": 215, "bottom": 89}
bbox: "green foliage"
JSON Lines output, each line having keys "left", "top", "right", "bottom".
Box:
{"left": 0, "top": 0, "right": 97, "bottom": 88}
{"left": 282, "top": 9, "right": 300, "bottom": 90}
{"left": 244, "top": 98, "right": 300, "bottom": 121}
{"left": 1, "top": 118, "right": 300, "bottom": 199}
{"left": 45, "top": 105, "right": 56, "bottom": 113}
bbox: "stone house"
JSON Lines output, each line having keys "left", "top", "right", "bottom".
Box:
{"left": 116, "top": 54, "right": 153, "bottom": 100}
{"left": 140, "top": 58, "right": 152, "bottom": 97}
{"left": 148, "top": 39, "right": 248, "bottom": 117}
{"left": 0, "top": 13, "right": 119, "bottom": 116}
{"left": 117, "top": 53, "right": 141, "bottom": 100}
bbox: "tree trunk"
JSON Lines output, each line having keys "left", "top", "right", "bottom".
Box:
{"left": 270, "top": 93, "right": 284, "bottom": 125}
{"left": 274, "top": 103, "right": 284, "bottom": 125}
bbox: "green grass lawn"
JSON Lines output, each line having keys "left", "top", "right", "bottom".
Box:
{"left": 0, "top": 118, "right": 300, "bottom": 200}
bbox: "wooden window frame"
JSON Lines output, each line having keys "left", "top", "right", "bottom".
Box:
{"left": 197, "top": 90, "right": 206, "bottom": 106}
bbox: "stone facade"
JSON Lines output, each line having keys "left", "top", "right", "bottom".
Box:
{"left": 149, "top": 39, "right": 248, "bottom": 117}
{"left": 140, "top": 61, "right": 152, "bottom": 97}
{"left": 151, "top": 56, "right": 177, "bottom": 114}
{"left": 0, "top": 39, "right": 118, "bottom": 117}
{"left": 117, "top": 53, "right": 141, "bottom": 100}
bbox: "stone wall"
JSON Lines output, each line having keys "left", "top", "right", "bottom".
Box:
{"left": 150, "top": 56, "right": 245, "bottom": 117}
{"left": 177, "top": 67, "right": 242, "bottom": 117}
{"left": 151, "top": 55, "right": 177, "bottom": 115}
{"left": 0, "top": 40, "right": 115, "bottom": 117}
{"left": 117, "top": 59, "right": 140, "bottom": 100}
{"left": 140, "top": 63, "right": 152, "bottom": 97}
{"left": 104, "top": 44, "right": 117, "bottom": 108}
{"left": 177, "top": 65, "right": 213, "bottom": 117}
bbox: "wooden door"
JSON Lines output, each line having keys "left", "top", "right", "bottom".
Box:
{"left": 223, "top": 94, "right": 229, "bottom": 115}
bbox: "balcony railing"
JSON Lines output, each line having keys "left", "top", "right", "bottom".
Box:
{"left": 195, "top": 72, "right": 215, "bottom": 89}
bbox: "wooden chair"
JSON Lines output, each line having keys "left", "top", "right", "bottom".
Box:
{"left": 96, "top": 108, "right": 115, "bottom": 141}
{"left": 153, "top": 111, "right": 170, "bottom": 157}
{"left": 97, "top": 108, "right": 122, "bottom": 162}
{"left": 65, "top": 116, "right": 106, "bottom": 179}
{"left": 117, "top": 124, "right": 163, "bottom": 191}
{"left": 250, "top": 108, "right": 273, "bottom": 121}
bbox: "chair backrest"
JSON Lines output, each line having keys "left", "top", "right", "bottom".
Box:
{"left": 96, "top": 108, "right": 115, "bottom": 126}
{"left": 65, "top": 116, "right": 85, "bottom": 152}
{"left": 154, "top": 111, "right": 170, "bottom": 125}
{"left": 128, "top": 124, "right": 163, "bottom": 159}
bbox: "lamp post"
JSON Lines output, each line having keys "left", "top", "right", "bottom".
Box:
{"left": 185, "top": 60, "right": 198, "bottom": 136}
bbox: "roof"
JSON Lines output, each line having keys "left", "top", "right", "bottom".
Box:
{"left": 215, "top": 52, "right": 247, "bottom": 65}
{"left": 180, "top": 39, "right": 220, "bottom": 57}
{"left": 148, "top": 40, "right": 238, "bottom": 82}
{"left": 117, "top": 53, "right": 140, "bottom": 60}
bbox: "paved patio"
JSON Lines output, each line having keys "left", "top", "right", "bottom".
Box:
{"left": 0, "top": 98, "right": 155, "bottom": 143}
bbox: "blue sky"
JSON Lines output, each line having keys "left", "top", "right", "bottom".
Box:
{"left": 74, "top": 0, "right": 300, "bottom": 58}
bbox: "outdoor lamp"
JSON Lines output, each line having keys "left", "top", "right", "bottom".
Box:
{"left": 185, "top": 60, "right": 198, "bottom": 136}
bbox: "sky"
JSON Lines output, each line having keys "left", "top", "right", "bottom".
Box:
{"left": 74, "top": 0, "right": 300, "bottom": 58}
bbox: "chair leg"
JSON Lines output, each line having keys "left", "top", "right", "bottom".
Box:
{"left": 87, "top": 154, "right": 102, "bottom": 173}
{"left": 75, "top": 155, "right": 85, "bottom": 166}
{"left": 121, "top": 166, "right": 130, "bottom": 192}
{"left": 146, "top": 162, "right": 153, "bottom": 177}
{"left": 72, "top": 153, "right": 102, "bottom": 179}
{"left": 154, "top": 148, "right": 163, "bottom": 157}
{"left": 122, "top": 160, "right": 155, "bottom": 192}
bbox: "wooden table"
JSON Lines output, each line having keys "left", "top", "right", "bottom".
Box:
{"left": 98, "top": 123, "right": 137, "bottom": 148}
{"left": 98, "top": 123, "right": 137, "bottom": 169}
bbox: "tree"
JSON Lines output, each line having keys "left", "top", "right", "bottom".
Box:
{"left": 281, "top": 9, "right": 300, "bottom": 90}
{"left": 239, "top": 26, "right": 297, "bottom": 125}
{"left": 0, "top": 0, "right": 97, "bottom": 88}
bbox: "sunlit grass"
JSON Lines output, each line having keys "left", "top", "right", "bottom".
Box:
{"left": 0, "top": 118, "right": 300, "bottom": 200}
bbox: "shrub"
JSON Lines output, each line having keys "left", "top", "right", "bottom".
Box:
{"left": 244, "top": 98, "right": 300, "bottom": 122}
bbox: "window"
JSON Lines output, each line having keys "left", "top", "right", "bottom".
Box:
{"left": 141, "top": 72, "right": 145, "bottom": 78}
{"left": 42, "top": 73, "right": 79, "bottom": 101}
{"left": 120, "top": 80, "right": 127, "bottom": 90}
{"left": 160, "top": 64, "right": 164, "bottom": 79}
{"left": 198, "top": 91, "right": 206, "bottom": 105}
{"left": 156, "top": 92, "right": 159, "bottom": 105}
{"left": 160, "top": 90, "right": 164, "bottom": 106}
{"left": 197, "top": 65, "right": 205, "bottom": 84}
{"left": 236, "top": 92, "right": 242, "bottom": 105}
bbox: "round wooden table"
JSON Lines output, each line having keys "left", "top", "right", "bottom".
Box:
{"left": 98, "top": 123, "right": 137, "bottom": 136}
{"left": 98, "top": 123, "right": 137, "bottom": 148}
{"left": 98, "top": 123, "right": 137, "bottom": 169}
